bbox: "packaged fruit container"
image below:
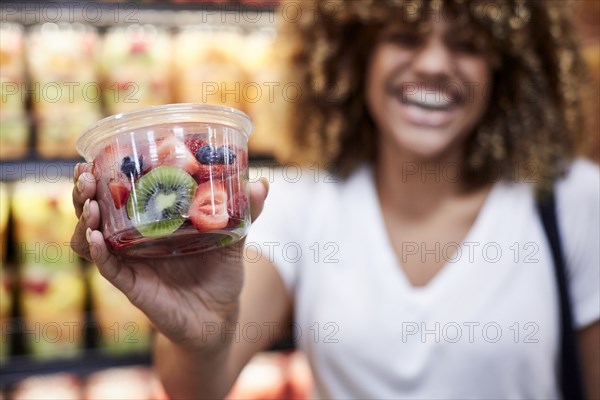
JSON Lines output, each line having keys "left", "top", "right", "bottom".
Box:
{"left": 77, "top": 103, "right": 252, "bottom": 257}
{"left": 11, "top": 180, "right": 79, "bottom": 267}
{"left": 0, "top": 268, "right": 11, "bottom": 364}
{"left": 174, "top": 26, "right": 246, "bottom": 111}
{"left": 20, "top": 266, "right": 85, "bottom": 359}
{"left": 100, "top": 24, "right": 173, "bottom": 115}
{"left": 0, "top": 24, "right": 28, "bottom": 159}
{"left": 27, "top": 22, "right": 101, "bottom": 159}
{"left": 0, "top": 182, "right": 9, "bottom": 263}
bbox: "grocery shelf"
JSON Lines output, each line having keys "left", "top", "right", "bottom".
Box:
{"left": 1, "top": 0, "right": 286, "bottom": 389}
{"left": 250, "top": 153, "right": 279, "bottom": 165}
{"left": 3, "top": 0, "right": 279, "bottom": 29}
{"left": 0, "top": 344, "right": 295, "bottom": 389}
{"left": 0, "top": 351, "right": 152, "bottom": 388}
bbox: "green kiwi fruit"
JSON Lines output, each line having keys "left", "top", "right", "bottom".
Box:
{"left": 126, "top": 166, "right": 197, "bottom": 237}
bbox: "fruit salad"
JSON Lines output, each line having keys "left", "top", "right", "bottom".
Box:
{"left": 79, "top": 104, "right": 252, "bottom": 258}
{"left": 100, "top": 24, "right": 173, "bottom": 114}
{"left": 20, "top": 267, "right": 85, "bottom": 359}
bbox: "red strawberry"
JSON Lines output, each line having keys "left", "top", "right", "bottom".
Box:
{"left": 109, "top": 179, "right": 130, "bottom": 209}
{"left": 226, "top": 178, "right": 248, "bottom": 220}
{"left": 93, "top": 145, "right": 118, "bottom": 181}
{"left": 195, "top": 164, "right": 228, "bottom": 183}
{"left": 94, "top": 144, "right": 138, "bottom": 181}
{"left": 107, "top": 171, "right": 132, "bottom": 209}
{"left": 184, "top": 137, "right": 207, "bottom": 155}
{"left": 155, "top": 136, "right": 201, "bottom": 175}
{"left": 189, "top": 182, "right": 229, "bottom": 231}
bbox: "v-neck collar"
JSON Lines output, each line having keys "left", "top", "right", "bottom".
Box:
{"left": 358, "top": 164, "right": 503, "bottom": 304}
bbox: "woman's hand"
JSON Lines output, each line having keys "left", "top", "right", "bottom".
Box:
{"left": 70, "top": 162, "right": 269, "bottom": 352}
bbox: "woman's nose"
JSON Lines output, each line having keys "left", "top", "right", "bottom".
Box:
{"left": 411, "top": 37, "right": 454, "bottom": 79}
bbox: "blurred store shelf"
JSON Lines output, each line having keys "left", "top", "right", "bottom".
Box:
{"left": 0, "top": 159, "right": 80, "bottom": 182}
{"left": 0, "top": 351, "right": 151, "bottom": 388}
{"left": 1, "top": 1, "right": 279, "bottom": 29}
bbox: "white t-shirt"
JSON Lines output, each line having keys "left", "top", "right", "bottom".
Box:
{"left": 246, "top": 159, "right": 600, "bottom": 399}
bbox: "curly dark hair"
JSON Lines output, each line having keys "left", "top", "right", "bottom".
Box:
{"left": 275, "top": 0, "right": 587, "bottom": 191}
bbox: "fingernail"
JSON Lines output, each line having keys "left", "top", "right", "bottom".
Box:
{"left": 83, "top": 198, "right": 90, "bottom": 219}
{"left": 77, "top": 174, "right": 85, "bottom": 192}
{"left": 86, "top": 228, "right": 92, "bottom": 244}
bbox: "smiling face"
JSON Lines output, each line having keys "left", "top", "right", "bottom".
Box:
{"left": 366, "top": 18, "right": 493, "bottom": 162}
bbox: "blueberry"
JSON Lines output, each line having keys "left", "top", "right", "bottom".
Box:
{"left": 120, "top": 155, "right": 143, "bottom": 178}
{"left": 196, "top": 145, "right": 220, "bottom": 165}
{"left": 217, "top": 146, "right": 236, "bottom": 164}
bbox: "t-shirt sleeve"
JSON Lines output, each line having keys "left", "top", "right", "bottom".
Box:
{"left": 556, "top": 159, "right": 600, "bottom": 329}
{"left": 245, "top": 169, "right": 312, "bottom": 295}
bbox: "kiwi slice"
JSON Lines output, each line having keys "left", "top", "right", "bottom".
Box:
{"left": 126, "top": 166, "right": 197, "bottom": 238}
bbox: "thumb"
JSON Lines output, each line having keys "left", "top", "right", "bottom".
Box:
{"left": 87, "top": 229, "right": 135, "bottom": 295}
{"left": 249, "top": 178, "right": 269, "bottom": 222}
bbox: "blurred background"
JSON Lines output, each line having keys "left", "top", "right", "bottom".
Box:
{"left": 0, "top": 0, "right": 597, "bottom": 399}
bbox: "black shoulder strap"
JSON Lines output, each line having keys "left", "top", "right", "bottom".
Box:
{"left": 536, "top": 190, "right": 585, "bottom": 400}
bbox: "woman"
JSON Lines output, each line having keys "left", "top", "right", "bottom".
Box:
{"left": 71, "top": 0, "right": 599, "bottom": 398}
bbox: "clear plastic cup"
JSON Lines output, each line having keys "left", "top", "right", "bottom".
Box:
{"left": 77, "top": 104, "right": 252, "bottom": 257}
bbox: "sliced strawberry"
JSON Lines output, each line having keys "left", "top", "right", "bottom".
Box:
{"left": 195, "top": 164, "right": 227, "bottom": 183}
{"left": 189, "top": 182, "right": 229, "bottom": 231}
{"left": 226, "top": 178, "right": 248, "bottom": 220}
{"left": 94, "top": 144, "right": 139, "bottom": 181}
{"left": 93, "top": 144, "right": 118, "bottom": 181}
{"left": 155, "top": 136, "right": 201, "bottom": 175}
{"left": 109, "top": 179, "right": 130, "bottom": 209}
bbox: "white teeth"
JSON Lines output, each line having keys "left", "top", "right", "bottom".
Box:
{"left": 402, "top": 90, "right": 456, "bottom": 110}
